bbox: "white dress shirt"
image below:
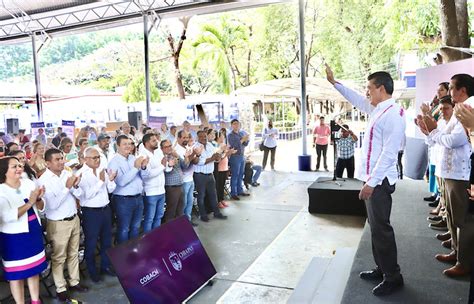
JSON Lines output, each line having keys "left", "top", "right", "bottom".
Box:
{"left": 427, "top": 115, "right": 471, "bottom": 181}
{"left": 0, "top": 179, "right": 43, "bottom": 233}
{"left": 37, "top": 169, "right": 82, "bottom": 220}
{"left": 139, "top": 147, "right": 166, "bottom": 196}
{"left": 76, "top": 165, "right": 116, "bottom": 208}
{"left": 194, "top": 142, "right": 218, "bottom": 174}
{"left": 335, "top": 83, "right": 406, "bottom": 187}
{"left": 175, "top": 144, "right": 195, "bottom": 183}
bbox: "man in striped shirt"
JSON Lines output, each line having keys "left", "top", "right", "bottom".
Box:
{"left": 335, "top": 124, "right": 358, "bottom": 178}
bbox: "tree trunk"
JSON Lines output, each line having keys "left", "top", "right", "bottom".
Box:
{"left": 173, "top": 55, "right": 186, "bottom": 100}
{"left": 438, "top": 0, "right": 471, "bottom": 63}
{"left": 166, "top": 17, "right": 191, "bottom": 100}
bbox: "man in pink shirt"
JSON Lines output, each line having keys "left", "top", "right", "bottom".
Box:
{"left": 313, "top": 116, "right": 331, "bottom": 171}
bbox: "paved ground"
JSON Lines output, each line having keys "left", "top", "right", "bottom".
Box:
{"left": 0, "top": 138, "right": 365, "bottom": 303}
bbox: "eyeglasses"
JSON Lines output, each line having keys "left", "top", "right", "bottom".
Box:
{"left": 163, "top": 145, "right": 172, "bottom": 148}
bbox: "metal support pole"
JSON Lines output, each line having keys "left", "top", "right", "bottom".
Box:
{"left": 31, "top": 33, "right": 43, "bottom": 121}
{"left": 298, "top": 0, "right": 307, "bottom": 155}
{"left": 143, "top": 13, "right": 151, "bottom": 123}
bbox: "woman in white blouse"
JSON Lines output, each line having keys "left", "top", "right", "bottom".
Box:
{"left": 0, "top": 156, "right": 47, "bottom": 304}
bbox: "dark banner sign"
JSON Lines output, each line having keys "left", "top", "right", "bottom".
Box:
{"left": 108, "top": 216, "right": 216, "bottom": 304}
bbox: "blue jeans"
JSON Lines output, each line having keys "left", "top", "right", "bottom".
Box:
{"left": 114, "top": 195, "right": 144, "bottom": 244}
{"left": 252, "top": 165, "right": 262, "bottom": 183}
{"left": 229, "top": 155, "right": 245, "bottom": 196}
{"left": 143, "top": 194, "right": 166, "bottom": 232}
{"left": 182, "top": 181, "right": 195, "bottom": 221}
{"left": 81, "top": 206, "right": 112, "bottom": 276}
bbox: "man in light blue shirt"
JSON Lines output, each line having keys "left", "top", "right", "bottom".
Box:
{"left": 108, "top": 135, "right": 149, "bottom": 243}
{"left": 193, "top": 130, "right": 228, "bottom": 222}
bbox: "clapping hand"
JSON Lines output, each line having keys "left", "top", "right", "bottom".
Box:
{"left": 141, "top": 156, "right": 149, "bottom": 169}
{"left": 66, "top": 175, "right": 77, "bottom": 189}
{"left": 455, "top": 103, "right": 474, "bottom": 131}
{"left": 134, "top": 156, "right": 145, "bottom": 169}
{"left": 168, "top": 157, "right": 176, "bottom": 167}
{"left": 193, "top": 145, "right": 203, "bottom": 155}
{"left": 108, "top": 169, "right": 117, "bottom": 181}
{"left": 73, "top": 174, "right": 82, "bottom": 188}
{"left": 467, "top": 185, "right": 474, "bottom": 201}
{"left": 99, "top": 169, "right": 106, "bottom": 182}
{"left": 420, "top": 103, "right": 431, "bottom": 116}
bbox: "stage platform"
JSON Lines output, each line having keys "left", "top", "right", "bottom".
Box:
{"left": 341, "top": 179, "right": 470, "bottom": 303}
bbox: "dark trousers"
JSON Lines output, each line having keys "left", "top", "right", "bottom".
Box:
{"left": 316, "top": 144, "right": 328, "bottom": 169}
{"left": 194, "top": 173, "right": 220, "bottom": 218}
{"left": 164, "top": 186, "right": 184, "bottom": 223}
{"left": 81, "top": 205, "right": 112, "bottom": 276}
{"left": 397, "top": 151, "right": 404, "bottom": 179}
{"left": 335, "top": 156, "right": 355, "bottom": 178}
{"left": 365, "top": 178, "right": 401, "bottom": 280}
{"left": 214, "top": 170, "right": 228, "bottom": 202}
{"left": 262, "top": 146, "right": 276, "bottom": 169}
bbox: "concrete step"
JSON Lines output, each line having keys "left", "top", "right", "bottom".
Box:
{"left": 287, "top": 257, "right": 331, "bottom": 304}
{"left": 287, "top": 247, "right": 356, "bottom": 304}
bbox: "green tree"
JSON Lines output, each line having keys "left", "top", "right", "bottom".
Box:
{"left": 123, "top": 75, "right": 160, "bottom": 103}
{"left": 192, "top": 16, "right": 248, "bottom": 94}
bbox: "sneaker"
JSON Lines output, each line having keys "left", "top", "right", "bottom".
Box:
{"left": 56, "top": 291, "right": 70, "bottom": 302}
{"left": 200, "top": 216, "right": 210, "bottom": 222}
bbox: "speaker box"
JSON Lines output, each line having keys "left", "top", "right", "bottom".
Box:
{"left": 6, "top": 118, "right": 19, "bottom": 134}
{"left": 128, "top": 111, "right": 142, "bottom": 129}
{"left": 307, "top": 177, "right": 366, "bottom": 216}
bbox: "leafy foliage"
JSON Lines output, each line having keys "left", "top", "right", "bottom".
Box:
{"left": 123, "top": 75, "right": 160, "bottom": 103}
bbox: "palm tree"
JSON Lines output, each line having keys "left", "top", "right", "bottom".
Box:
{"left": 192, "top": 17, "right": 248, "bottom": 94}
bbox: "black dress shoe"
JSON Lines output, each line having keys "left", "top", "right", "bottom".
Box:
{"left": 56, "top": 291, "right": 70, "bottom": 302}
{"left": 428, "top": 198, "right": 440, "bottom": 207}
{"left": 200, "top": 215, "right": 210, "bottom": 222}
{"left": 90, "top": 273, "right": 101, "bottom": 282}
{"left": 101, "top": 267, "right": 116, "bottom": 277}
{"left": 214, "top": 213, "right": 228, "bottom": 220}
{"left": 70, "top": 284, "right": 89, "bottom": 293}
{"left": 436, "top": 232, "right": 451, "bottom": 241}
{"left": 239, "top": 193, "right": 250, "bottom": 196}
{"left": 372, "top": 275, "right": 404, "bottom": 296}
{"left": 359, "top": 268, "right": 383, "bottom": 281}
{"left": 427, "top": 215, "right": 443, "bottom": 223}
{"left": 424, "top": 195, "right": 437, "bottom": 202}
{"left": 191, "top": 221, "right": 199, "bottom": 227}
{"left": 231, "top": 195, "right": 240, "bottom": 200}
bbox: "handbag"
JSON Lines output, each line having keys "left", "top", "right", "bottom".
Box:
{"left": 259, "top": 142, "right": 264, "bottom": 151}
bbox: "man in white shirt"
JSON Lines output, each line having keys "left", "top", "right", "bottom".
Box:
{"left": 38, "top": 148, "right": 89, "bottom": 302}
{"left": 193, "top": 130, "right": 228, "bottom": 222}
{"left": 139, "top": 133, "right": 168, "bottom": 232}
{"left": 175, "top": 130, "right": 201, "bottom": 226}
{"left": 77, "top": 147, "right": 117, "bottom": 283}
{"left": 326, "top": 65, "right": 405, "bottom": 296}
{"left": 419, "top": 73, "right": 474, "bottom": 278}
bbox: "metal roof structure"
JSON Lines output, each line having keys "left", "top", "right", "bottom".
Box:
{"left": 0, "top": 0, "right": 286, "bottom": 43}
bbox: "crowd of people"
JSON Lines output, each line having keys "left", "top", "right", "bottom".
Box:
{"left": 0, "top": 118, "right": 265, "bottom": 303}
{"left": 416, "top": 74, "right": 474, "bottom": 280}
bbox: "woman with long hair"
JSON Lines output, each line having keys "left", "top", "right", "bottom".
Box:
{"left": 8, "top": 150, "right": 37, "bottom": 181}
{"left": 28, "top": 143, "right": 46, "bottom": 178}
{"left": 0, "top": 157, "right": 47, "bottom": 304}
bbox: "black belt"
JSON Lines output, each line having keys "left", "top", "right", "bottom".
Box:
{"left": 195, "top": 172, "right": 212, "bottom": 175}
{"left": 56, "top": 214, "right": 77, "bottom": 221}
{"left": 165, "top": 185, "right": 182, "bottom": 188}
{"left": 82, "top": 205, "right": 109, "bottom": 211}
{"left": 115, "top": 194, "right": 141, "bottom": 198}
